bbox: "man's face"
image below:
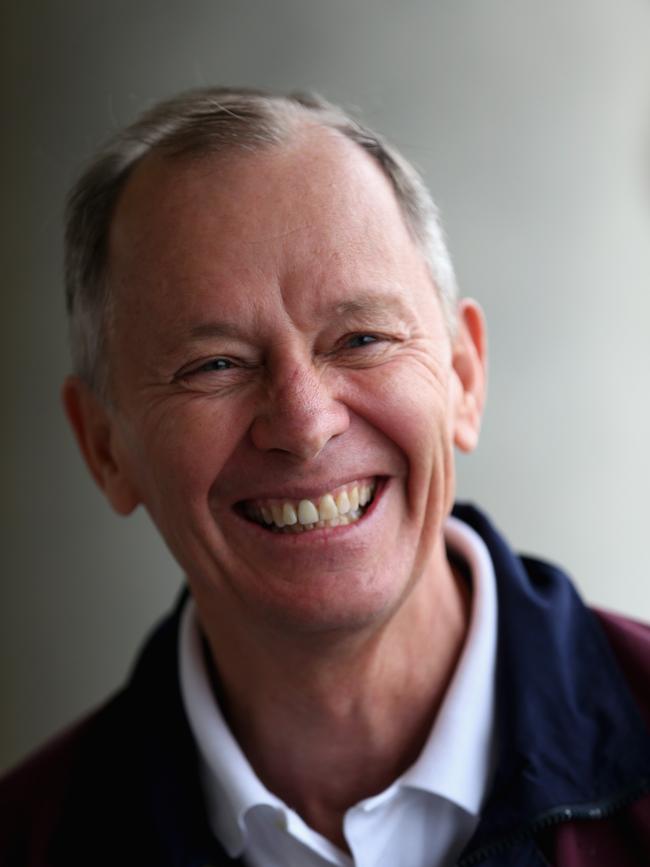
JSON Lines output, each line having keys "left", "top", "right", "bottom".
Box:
{"left": 74, "top": 128, "right": 484, "bottom": 636}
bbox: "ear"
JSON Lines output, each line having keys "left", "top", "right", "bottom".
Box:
{"left": 61, "top": 376, "right": 141, "bottom": 515}
{"left": 450, "top": 299, "right": 487, "bottom": 453}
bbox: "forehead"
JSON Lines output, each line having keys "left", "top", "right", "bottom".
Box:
{"left": 107, "top": 127, "right": 434, "bottom": 329}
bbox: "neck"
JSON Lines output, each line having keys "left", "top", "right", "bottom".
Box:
{"left": 196, "top": 547, "right": 470, "bottom": 850}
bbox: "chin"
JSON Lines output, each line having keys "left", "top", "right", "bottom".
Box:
{"left": 244, "top": 567, "right": 416, "bottom": 639}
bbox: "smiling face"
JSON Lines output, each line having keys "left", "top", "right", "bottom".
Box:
{"left": 64, "top": 126, "right": 486, "bottom": 638}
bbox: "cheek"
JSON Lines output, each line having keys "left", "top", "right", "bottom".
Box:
{"left": 346, "top": 363, "right": 452, "bottom": 459}
{"left": 129, "top": 398, "right": 250, "bottom": 508}
{"left": 344, "top": 365, "right": 456, "bottom": 524}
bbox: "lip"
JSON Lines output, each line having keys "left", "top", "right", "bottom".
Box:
{"left": 229, "top": 476, "right": 389, "bottom": 543}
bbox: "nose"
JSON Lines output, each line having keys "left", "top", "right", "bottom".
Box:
{"left": 250, "top": 362, "right": 350, "bottom": 460}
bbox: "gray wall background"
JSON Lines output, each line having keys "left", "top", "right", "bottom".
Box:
{"left": 2, "top": 0, "right": 650, "bottom": 772}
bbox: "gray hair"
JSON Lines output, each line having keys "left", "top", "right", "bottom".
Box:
{"left": 65, "top": 86, "right": 458, "bottom": 396}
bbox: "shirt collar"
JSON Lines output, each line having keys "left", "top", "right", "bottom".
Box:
{"left": 178, "top": 514, "right": 498, "bottom": 854}
{"left": 178, "top": 601, "right": 284, "bottom": 856}
{"left": 400, "top": 515, "right": 498, "bottom": 815}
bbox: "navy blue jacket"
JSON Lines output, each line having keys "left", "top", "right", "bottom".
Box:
{"left": 2, "top": 504, "right": 650, "bottom": 866}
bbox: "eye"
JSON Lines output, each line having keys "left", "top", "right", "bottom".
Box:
{"left": 345, "top": 333, "right": 382, "bottom": 349}
{"left": 174, "top": 356, "right": 238, "bottom": 383}
{"left": 195, "top": 357, "right": 233, "bottom": 373}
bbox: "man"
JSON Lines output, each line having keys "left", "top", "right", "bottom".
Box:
{"left": 1, "top": 87, "right": 649, "bottom": 867}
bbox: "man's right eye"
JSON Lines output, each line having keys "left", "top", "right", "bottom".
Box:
{"left": 174, "top": 357, "right": 238, "bottom": 383}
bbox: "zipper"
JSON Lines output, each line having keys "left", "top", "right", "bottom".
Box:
{"left": 457, "top": 777, "right": 650, "bottom": 866}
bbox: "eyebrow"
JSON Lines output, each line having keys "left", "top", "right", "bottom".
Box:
{"left": 331, "top": 292, "right": 414, "bottom": 320}
{"left": 188, "top": 321, "right": 246, "bottom": 340}
{"left": 182, "top": 291, "right": 414, "bottom": 343}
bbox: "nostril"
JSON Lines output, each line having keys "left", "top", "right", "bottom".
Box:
{"left": 249, "top": 399, "right": 350, "bottom": 459}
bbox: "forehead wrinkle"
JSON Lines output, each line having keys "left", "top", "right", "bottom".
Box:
{"left": 188, "top": 320, "right": 249, "bottom": 340}
{"left": 238, "top": 220, "right": 319, "bottom": 247}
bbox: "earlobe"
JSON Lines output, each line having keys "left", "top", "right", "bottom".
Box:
{"left": 451, "top": 299, "right": 487, "bottom": 453}
{"left": 61, "top": 376, "right": 141, "bottom": 515}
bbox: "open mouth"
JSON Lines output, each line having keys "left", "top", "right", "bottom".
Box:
{"left": 237, "top": 477, "right": 379, "bottom": 534}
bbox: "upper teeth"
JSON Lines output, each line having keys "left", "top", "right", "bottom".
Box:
{"left": 246, "top": 480, "right": 376, "bottom": 531}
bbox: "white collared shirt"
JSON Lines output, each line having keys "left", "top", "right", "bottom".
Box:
{"left": 179, "top": 515, "right": 498, "bottom": 867}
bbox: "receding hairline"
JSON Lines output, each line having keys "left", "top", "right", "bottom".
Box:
{"left": 107, "top": 118, "right": 421, "bottom": 248}
{"left": 109, "top": 117, "right": 377, "bottom": 213}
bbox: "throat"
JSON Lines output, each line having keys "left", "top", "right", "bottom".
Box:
{"left": 199, "top": 544, "right": 472, "bottom": 851}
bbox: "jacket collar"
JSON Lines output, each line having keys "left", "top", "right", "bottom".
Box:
{"left": 124, "top": 591, "right": 235, "bottom": 866}
{"left": 453, "top": 503, "right": 650, "bottom": 862}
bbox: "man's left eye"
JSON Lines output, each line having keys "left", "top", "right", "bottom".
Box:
{"left": 345, "top": 334, "right": 381, "bottom": 349}
{"left": 197, "top": 358, "right": 233, "bottom": 372}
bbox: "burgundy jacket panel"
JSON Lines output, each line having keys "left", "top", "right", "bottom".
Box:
{"left": 596, "top": 610, "right": 650, "bottom": 732}
{"left": 0, "top": 604, "right": 224, "bottom": 867}
{"left": 0, "top": 713, "right": 96, "bottom": 866}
